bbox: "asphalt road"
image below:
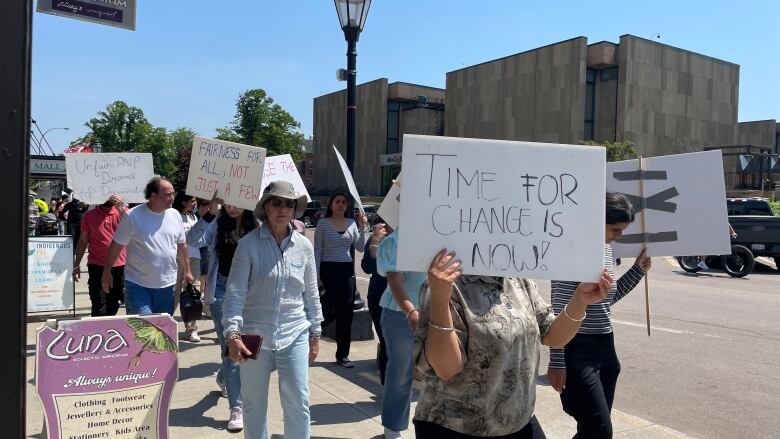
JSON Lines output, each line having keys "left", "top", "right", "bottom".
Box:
{"left": 337, "top": 226, "right": 779, "bottom": 439}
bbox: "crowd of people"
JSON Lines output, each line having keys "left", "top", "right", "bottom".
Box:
{"left": 67, "top": 174, "right": 652, "bottom": 439}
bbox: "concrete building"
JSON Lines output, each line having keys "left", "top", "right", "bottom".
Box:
{"left": 312, "top": 79, "right": 443, "bottom": 196}
{"left": 311, "top": 35, "right": 775, "bottom": 195}
{"left": 445, "top": 35, "right": 741, "bottom": 157}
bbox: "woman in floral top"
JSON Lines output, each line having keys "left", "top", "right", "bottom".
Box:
{"left": 413, "top": 250, "right": 614, "bottom": 438}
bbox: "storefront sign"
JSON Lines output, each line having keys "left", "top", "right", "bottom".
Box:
{"left": 31, "top": 156, "right": 67, "bottom": 177}
{"left": 36, "top": 315, "right": 178, "bottom": 439}
{"left": 28, "top": 236, "right": 75, "bottom": 313}
{"left": 37, "top": 0, "right": 137, "bottom": 31}
{"left": 380, "top": 153, "right": 402, "bottom": 167}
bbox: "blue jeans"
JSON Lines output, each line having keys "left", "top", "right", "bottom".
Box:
{"left": 241, "top": 330, "right": 310, "bottom": 439}
{"left": 125, "top": 280, "right": 174, "bottom": 315}
{"left": 380, "top": 308, "right": 415, "bottom": 431}
{"left": 211, "top": 275, "right": 241, "bottom": 409}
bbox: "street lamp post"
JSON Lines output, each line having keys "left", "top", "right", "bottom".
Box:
{"left": 334, "top": 0, "right": 371, "bottom": 173}
{"left": 40, "top": 126, "right": 69, "bottom": 149}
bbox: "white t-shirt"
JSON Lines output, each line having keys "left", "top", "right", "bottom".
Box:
{"left": 181, "top": 213, "right": 201, "bottom": 259}
{"left": 113, "top": 204, "right": 186, "bottom": 288}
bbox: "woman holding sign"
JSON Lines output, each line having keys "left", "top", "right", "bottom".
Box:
{"left": 413, "top": 250, "right": 614, "bottom": 438}
{"left": 314, "top": 192, "right": 368, "bottom": 368}
{"left": 223, "top": 181, "right": 323, "bottom": 439}
{"left": 188, "top": 193, "right": 260, "bottom": 432}
{"left": 547, "top": 192, "right": 652, "bottom": 439}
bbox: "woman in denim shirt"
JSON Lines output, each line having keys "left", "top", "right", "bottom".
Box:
{"left": 188, "top": 194, "right": 259, "bottom": 432}
{"left": 223, "top": 181, "right": 323, "bottom": 439}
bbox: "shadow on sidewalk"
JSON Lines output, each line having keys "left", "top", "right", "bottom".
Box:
{"left": 178, "top": 362, "right": 220, "bottom": 382}
{"left": 169, "top": 392, "right": 224, "bottom": 429}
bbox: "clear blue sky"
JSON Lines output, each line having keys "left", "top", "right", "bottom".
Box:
{"left": 32, "top": 0, "right": 779, "bottom": 153}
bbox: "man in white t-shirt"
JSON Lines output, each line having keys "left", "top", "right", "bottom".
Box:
{"left": 102, "top": 177, "right": 194, "bottom": 315}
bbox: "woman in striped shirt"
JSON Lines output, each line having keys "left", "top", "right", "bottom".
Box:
{"left": 314, "top": 192, "right": 367, "bottom": 367}
{"left": 547, "top": 192, "right": 652, "bottom": 439}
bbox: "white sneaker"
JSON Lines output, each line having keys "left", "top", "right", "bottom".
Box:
{"left": 384, "top": 427, "right": 402, "bottom": 439}
{"left": 227, "top": 407, "right": 243, "bottom": 432}
{"left": 188, "top": 330, "right": 201, "bottom": 343}
{"left": 697, "top": 260, "right": 708, "bottom": 270}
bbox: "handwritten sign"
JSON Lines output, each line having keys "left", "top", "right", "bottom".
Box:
{"left": 396, "top": 135, "right": 606, "bottom": 282}
{"left": 65, "top": 153, "right": 154, "bottom": 205}
{"left": 185, "top": 136, "right": 267, "bottom": 211}
{"left": 36, "top": 314, "right": 178, "bottom": 439}
{"left": 28, "top": 236, "right": 75, "bottom": 313}
{"left": 607, "top": 150, "right": 731, "bottom": 258}
{"left": 332, "top": 145, "right": 364, "bottom": 215}
{"left": 378, "top": 172, "right": 401, "bottom": 230}
{"left": 260, "top": 154, "right": 311, "bottom": 202}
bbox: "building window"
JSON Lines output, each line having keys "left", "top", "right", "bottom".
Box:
{"left": 387, "top": 101, "right": 400, "bottom": 154}
{"left": 600, "top": 66, "right": 618, "bottom": 81}
{"left": 584, "top": 68, "right": 596, "bottom": 141}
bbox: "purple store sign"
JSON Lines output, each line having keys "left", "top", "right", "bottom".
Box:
{"left": 36, "top": 315, "right": 178, "bottom": 439}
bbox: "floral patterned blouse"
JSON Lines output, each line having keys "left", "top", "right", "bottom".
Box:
{"left": 413, "top": 275, "right": 555, "bottom": 437}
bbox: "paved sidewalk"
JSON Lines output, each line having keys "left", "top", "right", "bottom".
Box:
{"left": 25, "top": 281, "right": 693, "bottom": 438}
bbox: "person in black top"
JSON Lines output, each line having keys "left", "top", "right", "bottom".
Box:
{"left": 360, "top": 220, "right": 390, "bottom": 384}
{"left": 63, "top": 195, "right": 88, "bottom": 245}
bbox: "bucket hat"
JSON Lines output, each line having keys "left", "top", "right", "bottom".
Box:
{"left": 254, "top": 181, "right": 307, "bottom": 219}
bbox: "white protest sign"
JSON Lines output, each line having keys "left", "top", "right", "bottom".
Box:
{"left": 65, "top": 153, "right": 154, "bottom": 204}
{"left": 332, "top": 145, "right": 364, "bottom": 215}
{"left": 607, "top": 150, "right": 730, "bottom": 258}
{"left": 260, "top": 154, "right": 311, "bottom": 202}
{"left": 378, "top": 172, "right": 401, "bottom": 230}
{"left": 396, "top": 135, "right": 606, "bottom": 282}
{"left": 186, "top": 136, "right": 267, "bottom": 211}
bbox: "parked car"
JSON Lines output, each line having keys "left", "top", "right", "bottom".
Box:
{"left": 678, "top": 198, "right": 779, "bottom": 275}
{"left": 300, "top": 201, "right": 324, "bottom": 227}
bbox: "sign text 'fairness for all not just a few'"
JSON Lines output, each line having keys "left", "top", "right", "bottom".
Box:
{"left": 185, "top": 136, "right": 267, "bottom": 211}
{"left": 396, "top": 135, "right": 606, "bottom": 282}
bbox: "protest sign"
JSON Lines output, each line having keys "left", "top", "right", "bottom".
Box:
{"left": 186, "top": 136, "right": 267, "bottom": 211}
{"left": 65, "top": 153, "right": 154, "bottom": 204}
{"left": 332, "top": 145, "right": 364, "bottom": 215}
{"left": 28, "top": 236, "right": 75, "bottom": 313}
{"left": 378, "top": 172, "right": 401, "bottom": 230}
{"left": 36, "top": 314, "right": 178, "bottom": 439}
{"left": 607, "top": 150, "right": 731, "bottom": 258}
{"left": 396, "top": 135, "right": 606, "bottom": 282}
{"left": 260, "top": 154, "right": 311, "bottom": 202}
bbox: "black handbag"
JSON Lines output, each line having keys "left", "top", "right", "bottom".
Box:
{"left": 180, "top": 283, "right": 203, "bottom": 322}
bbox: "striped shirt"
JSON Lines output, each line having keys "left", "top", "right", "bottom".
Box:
{"left": 549, "top": 245, "right": 645, "bottom": 369}
{"left": 313, "top": 218, "right": 367, "bottom": 275}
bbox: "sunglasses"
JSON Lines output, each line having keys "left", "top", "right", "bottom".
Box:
{"left": 269, "top": 198, "right": 296, "bottom": 209}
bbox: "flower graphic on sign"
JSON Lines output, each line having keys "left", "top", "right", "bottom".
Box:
{"left": 126, "top": 317, "right": 177, "bottom": 368}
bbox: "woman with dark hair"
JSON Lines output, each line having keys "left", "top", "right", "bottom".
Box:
{"left": 360, "top": 219, "right": 390, "bottom": 384}
{"left": 313, "top": 192, "right": 367, "bottom": 367}
{"left": 547, "top": 192, "right": 652, "bottom": 438}
{"left": 188, "top": 194, "right": 260, "bottom": 432}
{"left": 173, "top": 191, "right": 202, "bottom": 342}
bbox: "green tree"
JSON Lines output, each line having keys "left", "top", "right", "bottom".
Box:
{"left": 217, "top": 89, "right": 305, "bottom": 161}
{"left": 580, "top": 140, "right": 637, "bottom": 162}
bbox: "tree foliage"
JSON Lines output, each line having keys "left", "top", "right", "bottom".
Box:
{"left": 217, "top": 89, "right": 305, "bottom": 161}
{"left": 73, "top": 101, "right": 197, "bottom": 179}
{"left": 580, "top": 140, "right": 637, "bottom": 162}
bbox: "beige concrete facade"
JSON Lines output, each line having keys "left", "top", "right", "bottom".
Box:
{"left": 736, "top": 119, "right": 778, "bottom": 149}
{"left": 445, "top": 37, "right": 587, "bottom": 143}
{"left": 312, "top": 80, "right": 444, "bottom": 196}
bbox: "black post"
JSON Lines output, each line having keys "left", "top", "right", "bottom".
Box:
{"left": 0, "top": 0, "right": 32, "bottom": 437}
{"left": 345, "top": 36, "right": 358, "bottom": 173}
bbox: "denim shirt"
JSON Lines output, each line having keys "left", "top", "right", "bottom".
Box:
{"left": 376, "top": 231, "right": 427, "bottom": 312}
{"left": 222, "top": 223, "right": 323, "bottom": 351}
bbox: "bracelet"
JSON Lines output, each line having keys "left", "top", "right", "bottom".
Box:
{"left": 406, "top": 308, "right": 418, "bottom": 319}
{"left": 309, "top": 332, "right": 321, "bottom": 341}
{"left": 429, "top": 322, "right": 455, "bottom": 332}
{"left": 226, "top": 332, "right": 242, "bottom": 343}
{"left": 562, "top": 304, "right": 586, "bottom": 322}
{"left": 370, "top": 244, "right": 379, "bottom": 249}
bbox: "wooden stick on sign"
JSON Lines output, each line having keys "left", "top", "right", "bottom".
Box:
{"left": 637, "top": 155, "right": 651, "bottom": 336}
